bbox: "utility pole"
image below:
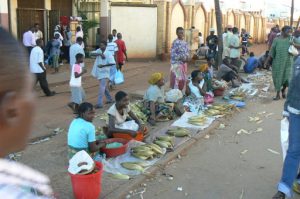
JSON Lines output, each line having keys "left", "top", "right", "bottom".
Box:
{"left": 290, "top": 0, "right": 294, "bottom": 26}
{"left": 214, "top": 0, "right": 223, "bottom": 67}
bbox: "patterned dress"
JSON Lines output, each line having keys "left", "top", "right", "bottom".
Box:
{"left": 270, "top": 37, "right": 293, "bottom": 91}
{"left": 170, "top": 39, "right": 190, "bottom": 90}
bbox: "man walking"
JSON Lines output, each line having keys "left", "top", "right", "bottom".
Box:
{"left": 23, "top": 27, "right": 36, "bottom": 55}
{"left": 30, "top": 39, "right": 55, "bottom": 97}
{"left": 91, "top": 41, "right": 115, "bottom": 109}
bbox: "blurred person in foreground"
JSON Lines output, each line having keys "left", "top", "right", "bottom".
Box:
{"left": 272, "top": 31, "right": 300, "bottom": 199}
{"left": 0, "top": 28, "right": 54, "bottom": 198}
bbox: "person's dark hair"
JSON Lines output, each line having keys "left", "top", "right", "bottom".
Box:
{"left": 108, "top": 34, "right": 113, "bottom": 41}
{"left": 76, "top": 26, "right": 81, "bottom": 32}
{"left": 77, "top": 102, "right": 93, "bottom": 118}
{"left": 36, "top": 38, "right": 43, "bottom": 46}
{"left": 75, "top": 53, "right": 84, "bottom": 60}
{"left": 223, "top": 58, "right": 231, "bottom": 65}
{"left": 176, "top": 27, "right": 184, "bottom": 34}
{"left": 265, "top": 50, "right": 269, "bottom": 56}
{"left": 100, "top": 40, "right": 107, "bottom": 46}
{"left": 191, "top": 26, "right": 195, "bottom": 29}
{"left": 115, "top": 91, "right": 128, "bottom": 102}
{"left": 232, "top": 27, "right": 239, "bottom": 34}
{"left": 282, "top": 26, "right": 291, "bottom": 33}
{"left": 0, "top": 28, "right": 27, "bottom": 93}
{"left": 34, "top": 23, "right": 39, "bottom": 27}
{"left": 112, "top": 29, "right": 117, "bottom": 32}
{"left": 250, "top": 52, "right": 254, "bottom": 57}
{"left": 117, "top": 33, "right": 122, "bottom": 39}
{"left": 76, "top": 37, "right": 83, "bottom": 43}
{"left": 191, "top": 70, "right": 201, "bottom": 80}
{"left": 199, "top": 32, "right": 202, "bottom": 36}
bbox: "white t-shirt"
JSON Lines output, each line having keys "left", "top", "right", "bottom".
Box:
{"left": 30, "top": 46, "right": 45, "bottom": 73}
{"left": 107, "top": 42, "right": 118, "bottom": 56}
{"left": 107, "top": 104, "right": 131, "bottom": 125}
{"left": 70, "top": 64, "right": 82, "bottom": 87}
{"left": 70, "top": 43, "right": 85, "bottom": 67}
{"left": 23, "top": 31, "right": 36, "bottom": 47}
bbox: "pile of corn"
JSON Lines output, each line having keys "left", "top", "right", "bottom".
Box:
{"left": 154, "top": 135, "right": 174, "bottom": 148}
{"left": 130, "top": 102, "right": 148, "bottom": 124}
{"left": 187, "top": 115, "right": 207, "bottom": 126}
{"left": 167, "top": 127, "right": 191, "bottom": 137}
{"left": 204, "top": 104, "right": 235, "bottom": 117}
{"left": 131, "top": 143, "right": 164, "bottom": 160}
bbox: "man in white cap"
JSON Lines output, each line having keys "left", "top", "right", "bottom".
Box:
{"left": 206, "top": 28, "right": 218, "bottom": 59}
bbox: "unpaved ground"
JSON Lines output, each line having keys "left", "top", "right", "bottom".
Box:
{"left": 141, "top": 99, "right": 300, "bottom": 199}
{"left": 16, "top": 45, "right": 273, "bottom": 198}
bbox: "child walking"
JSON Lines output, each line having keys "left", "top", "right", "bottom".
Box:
{"left": 68, "top": 53, "right": 87, "bottom": 113}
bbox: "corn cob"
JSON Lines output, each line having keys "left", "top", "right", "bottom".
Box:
{"left": 121, "top": 162, "right": 144, "bottom": 172}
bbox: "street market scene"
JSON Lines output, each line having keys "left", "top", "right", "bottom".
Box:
{"left": 0, "top": 0, "right": 300, "bottom": 198}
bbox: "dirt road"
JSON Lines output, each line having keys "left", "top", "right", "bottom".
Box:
{"left": 141, "top": 99, "right": 300, "bottom": 199}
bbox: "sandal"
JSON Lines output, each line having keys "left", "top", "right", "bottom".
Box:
{"left": 272, "top": 191, "right": 285, "bottom": 199}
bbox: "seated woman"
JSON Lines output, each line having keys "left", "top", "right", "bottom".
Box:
{"left": 184, "top": 70, "right": 206, "bottom": 113}
{"left": 107, "top": 91, "right": 147, "bottom": 141}
{"left": 144, "top": 72, "right": 175, "bottom": 125}
{"left": 68, "top": 102, "right": 105, "bottom": 159}
{"left": 216, "top": 58, "right": 241, "bottom": 88}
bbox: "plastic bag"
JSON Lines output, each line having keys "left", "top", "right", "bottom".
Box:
{"left": 281, "top": 117, "right": 289, "bottom": 161}
{"left": 114, "top": 70, "right": 124, "bottom": 85}
{"left": 288, "top": 45, "right": 298, "bottom": 56}
{"left": 166, "top": 89, "right": 183, "bottom": 102}
{"left": 115, "top": 120, "right": 139, "bottom": 131}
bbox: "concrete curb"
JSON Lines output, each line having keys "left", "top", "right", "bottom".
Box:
{"left": 102, "top": 117, "right": 224, "bottom": 199}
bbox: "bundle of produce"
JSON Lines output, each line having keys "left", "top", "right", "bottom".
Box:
{"left": 131, "top": 143, "right": 163, "bottom": 160}
{"left": 130, "top": 102, "right": 148, "bottom": 124}
{"left": 187, "top": 115, "right": 207, "bottom": 126}
{"left": 204, "top": 104, "right": 235, "bottom": 116}
{"left": 167, "top": 127, "right": 191, "bottom": 137}
{"left": 230, "top": 88, "right": 247, "bottom": 101}
{"left": 153, "top": 135, "right": 174, "bottom": 149}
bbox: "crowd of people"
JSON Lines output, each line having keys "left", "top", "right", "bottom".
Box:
{"left": 3, "top": 17, "right": 300, "bottom": 199}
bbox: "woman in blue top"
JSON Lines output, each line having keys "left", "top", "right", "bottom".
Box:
{"left": 67, "top": 102, "right": 105, "bottom": 159}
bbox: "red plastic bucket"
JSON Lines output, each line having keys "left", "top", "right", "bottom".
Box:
{"left": 69, "top": 162, "right": 103, "bottom": 199}
{"left": 100, "top": 138, "right": 129, "bottom": 158}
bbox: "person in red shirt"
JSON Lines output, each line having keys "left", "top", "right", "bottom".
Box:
{"left": 115, "top": 33, "right": 128, "bottom": 71}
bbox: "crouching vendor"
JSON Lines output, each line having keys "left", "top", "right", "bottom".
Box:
{"left": 107, "top": 91, "right": 147, "bottom": 141}
{"left": 184, "top": 70, "right": 206, "bottom": 113}
{"left": 143, "top": 72, "right": 175, "bottom": 125}
{"left": 68, "top": 102, "right": 106, "bottom": 159}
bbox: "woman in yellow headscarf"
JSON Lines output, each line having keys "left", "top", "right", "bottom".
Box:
{"left": 143, "top": 73, "right": 175, "bottom": 125}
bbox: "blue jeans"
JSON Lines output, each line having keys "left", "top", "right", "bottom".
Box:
{"left": 97, "top": 78, "right": 112, "bottom": 106}
{"left": 278, "top": 113, "right": 300, "bottom": 198}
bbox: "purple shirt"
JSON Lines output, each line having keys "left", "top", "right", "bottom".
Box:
{"left": 170, "top": 39, "right": 189, "bottom": 65}
{"left": 23, "top": 31, "right": 36, "bottom": 47}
